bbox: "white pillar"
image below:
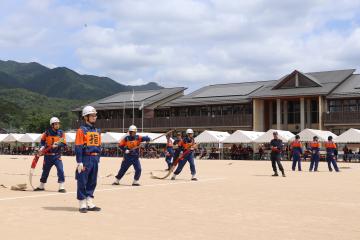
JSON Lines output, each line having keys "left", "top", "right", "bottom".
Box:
{"left": 300, "top": 97, "right": 305, "bottom": 130}
{"left": 253, "top": 99, "right": 265, "bottom": 131}
{"left": 318, "top": 96, "right": 323, "bottom": 130}
{"left": 276, "top": 99, "right": 281, "bottom": 130}
{"left": 306, "top": 99, "right": 311, "bottom": 128}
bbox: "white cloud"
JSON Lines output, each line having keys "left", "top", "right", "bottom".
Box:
{"left": 1, "top": 0, "right": 360, "bottom": 90}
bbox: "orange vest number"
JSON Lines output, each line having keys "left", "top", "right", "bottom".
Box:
{"left": 127, "top": 141, "right": 138, "bottom": 149}
{"left": 86, "top": 132, "right": 100, "bottom": 146}
{"left": 46, "top": 136, "right": 60, "bottom": 146}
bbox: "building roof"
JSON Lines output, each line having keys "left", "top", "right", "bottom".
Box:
{"left": 327, "top": 74, "right": 360, "bottom": 99}
{"left": 162, "top": 81, "right": 268, "bottom": 107}
{"left": 73, "top": 87, "right": 186, "bottom": 111}
{"left": 251, "top": 69, "right": 355, "bottom": 98}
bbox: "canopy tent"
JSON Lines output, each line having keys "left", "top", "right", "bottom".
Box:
{"left": 101, "top": 132, "right": 126, "bottom": 144}
{"left": 194, "top": 130, "right": 230, "bottom": 143}
{"left": 65, "top": 132, "right": 76, "bottom": 143}
{"left": 1, "top": 134, "right": 25, "bottom": 143}
{"left": 254, "top": 129, "right": 295, "bottom": 143}
{"left": 335, "top": 128, "right": 360, "bottom": 143}
{"left": 18, "top": 133, "right": 42, "bottom": 143}
{"left": 0, "top": 134, "right": 9, "bottom": 143}
{"left": 223, "top": 130, "right": 265, "bottom": 144}
{"left": 292, "top": 128, "right": 337, "bottom": 142}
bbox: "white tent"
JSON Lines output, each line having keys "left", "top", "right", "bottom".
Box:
{"left": 292, "top": 128, "right": 337, "bottom": 142}
{"left": 65, "top": 132, "right": 76, "bottom": 143}
{"left": 195, "top": 130, "right": 230, "bottom": 143}
{"left": 2, "top": 133, "right": 25, "bottom": 143}
{"left": 18, "top": 133, "right": 42, "bottom": 143}
{"left": 223, "top": 130, "right": 265, "bottom": 144}
{"left": 101, "top": 132, "right": 126, "bottom": 144}
{"left": 0, "top": 134, "right": 9, "bottom": 143}
{"left": 335, "top": 128, "right": 360, "bottom": 143}
{"left": 254, "top": 129, "right": 295, "bottom": 143}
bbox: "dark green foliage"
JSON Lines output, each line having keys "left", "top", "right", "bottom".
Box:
{"left": 0, "top": 60, "right": 162, "bottom": 100}
{"left": 0, "top": 60, "right": 163, "bottom": 132}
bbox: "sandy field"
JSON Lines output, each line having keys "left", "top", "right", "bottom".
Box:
{"left": 0, "top": 155, "right": 359, "bottom": 240}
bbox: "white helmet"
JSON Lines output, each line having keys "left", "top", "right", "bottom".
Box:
{"left": 82, "top": 106, "right": 97, "bottom": 117}
{"left": 50, "top": 117, "right": 60, "bottom": 125}
{"left": 186, "top": 129, "right": 194, "bottom": 134}
{"left": 129, "top": 125, "right": 137, "bottom": 132}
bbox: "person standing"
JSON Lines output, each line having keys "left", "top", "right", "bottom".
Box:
{"left": 270, "top": 131, "right": 285, "bottom": 177}
{"left": 325, "top": 136, "right": 340, "bottom": 172}
{"left": 309, "top": 136, "right": 320, "bottom": 172}
{"left": 290, "top": 135, "right": 303, "bottom": 171}
{"left": 34, "top": 117, "right": 66, "bottom": 192}
{"left": 75, "top": 106, "right": 102, "bottom": 213}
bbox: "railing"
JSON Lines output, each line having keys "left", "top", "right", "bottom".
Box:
{"left": 72, "top": 114, "right": 253, "bottom": 130}
{"left": 323, "top": 111, "right": 360, "bottom": 124}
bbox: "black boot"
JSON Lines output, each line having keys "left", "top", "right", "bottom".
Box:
{"left": 88, "top": 206, "right": 101, "bottom": 211}
{"left": 79, "top": 208, "right": 88, "bottom": 213}
{"left": 272, "top": 172, "right": 279, "bottom": 177}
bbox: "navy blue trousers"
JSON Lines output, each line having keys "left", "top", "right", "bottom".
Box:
{"left": 174, "top": 152, "right": 196, "bottom": 176}
{"left": 40, "top": 155, "right": 65, "bottom": 183}
{"left": 116, "top": 155, "right": 142, "bottom": 181}
{"left": 76, "top": 155, "right": 99, "bottom": 200}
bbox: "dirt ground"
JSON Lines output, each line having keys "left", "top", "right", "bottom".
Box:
{"left": 0, "top": 155, "right": 359, "bottom": 240}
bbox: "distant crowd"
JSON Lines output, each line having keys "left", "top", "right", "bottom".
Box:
{"left": 1, "top": 143, "right": 360, "bottom": 162}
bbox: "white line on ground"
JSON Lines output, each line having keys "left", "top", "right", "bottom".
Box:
{"left": 0, "top": 177, "right": 226, "bottom": 202}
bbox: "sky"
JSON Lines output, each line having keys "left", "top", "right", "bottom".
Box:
{"left": 1, "top": 0, "right": 360, "bottom": 91}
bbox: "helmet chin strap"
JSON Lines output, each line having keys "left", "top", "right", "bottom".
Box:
{"left": 84, "top": 116, "right": 95, "bottom": 125}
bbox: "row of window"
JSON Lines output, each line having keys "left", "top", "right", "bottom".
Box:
{"left": 328, "top": 99, "right": 360, "bottom": 112}
{"left": 155, "top": 104, "right": 252, "bottom": 117}
{"left": 271, "top": 100, "right": 319, "bottom": 124}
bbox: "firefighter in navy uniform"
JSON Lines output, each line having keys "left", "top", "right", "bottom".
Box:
{"left": 112, "top": 125, "right": 151, "bottom": 186}
{"left": 165, "top": 134, "right": 174, "bottom": 170}
{"left": 171, "top": 129, "right": 198, "bottom": 181}
{"left": 290, "top": 135, "right": 303, "bottom": 171}
{"left": 34, "top": 117, "right": 66, "bottom": 192}
{"left": 309, "top": 136, "right": 320, "bottom": 172}
{"left": 270, "top": 131, "right": 286, "bottom": 177}
{"left": 75, "top": 106, "right": 102, "bottom": 213}
{"left": 325, "top": 136, "right": 340, "bottom": 172}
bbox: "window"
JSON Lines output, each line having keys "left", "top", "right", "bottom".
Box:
{"left": 211, "top": 106, "right": 221, "bottom": 116}
{"left": 171, "top": 108, "right": 179, "bottom": 117}
{"left": 328, "top": 100, "right": 342, "bottom": 112}
{"left": 200, "top": 106, "right": 210, "bottom": 116}
{"left": 222, "top": 105, "right": 233, "bottom": 115}
{"left": 155, "top": 109, "right": 169, "bottom": 117}
{"left": 272, "top": 101, "right": 277, "bottom": 124}
{"left": 287, "top": 100, "right": 300, "bottom": 124}
{"left": 343, "top": 99, "right": 358, "bottom": 112}
{"left": 179, "top": 107, "right": 188, "bottom": 117}
{"left": 189, "top": 107, "right": 201, "bottom": 116}
{"left": 234, "top": 104, "right": 252, "bottom": 115}
{"left": 310, "top": 100, "right": 318, "bottom": 123}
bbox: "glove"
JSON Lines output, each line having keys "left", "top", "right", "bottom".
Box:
{"left": 39, "top": 146, "right": 45, "bottom": 152}
{"left": 77, "top": 163, "right": 84, "bottom": 174}
{"left": 125, "top": 149, "right": 130, "bottom": 154}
